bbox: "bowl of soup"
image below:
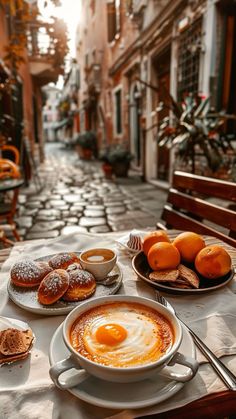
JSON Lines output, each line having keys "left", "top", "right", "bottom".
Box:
{"left": 49, "top": 295, "right": 198, "bottom": 387}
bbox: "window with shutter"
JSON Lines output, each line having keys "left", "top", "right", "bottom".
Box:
{"left": 107, "top": 1, "right": 116, "bottom": 42}
{"left": 107, "top": 0, "right": 121, "bottom": 42}
{"left": 115, "top": 0, "right": 121, "bottom": 35}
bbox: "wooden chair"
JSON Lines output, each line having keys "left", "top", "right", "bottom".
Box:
{"left": 1, "top": 144, "right": 20, "bottom": 165}
{"left": 159, "top": 171, "right": 236, "bottom": 248}
{"left": 0, "top": 228, "right": 15, "bottom": 247}
{"left": 0, "top": 158, "right": 21, "bottom": 180}
{"left": 0, "top": 159, "right": 22, "bottom": 242}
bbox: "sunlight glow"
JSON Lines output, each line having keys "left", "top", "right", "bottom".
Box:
{"left": 38, "top": 0, "right": 81, "bottom": 57}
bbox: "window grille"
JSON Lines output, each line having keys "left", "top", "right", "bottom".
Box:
{"left": 177, "top": 18, "right": 203, "bottom": 101}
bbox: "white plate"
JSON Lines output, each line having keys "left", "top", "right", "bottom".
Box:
{"left": 0, "top": 316, "right": 31, "bottom": 332}
{"left": 7, "top": 254, "right": 123, "bottom": 316}
{"left": 0, "top": 317, "right": 35, "bottom": 366}
{"left": 49, "top": 322, "right": 196, "bottom": 410}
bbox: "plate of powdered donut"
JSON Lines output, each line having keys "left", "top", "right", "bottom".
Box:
{"left": 8, "top": 252, "right": 123, "bottom": 315}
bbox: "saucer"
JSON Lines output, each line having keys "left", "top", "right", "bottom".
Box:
{"left": 49, "top": 322, "right": 196, "bottom": 410}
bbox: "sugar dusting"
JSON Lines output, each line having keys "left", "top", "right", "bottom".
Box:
{"left": 41, "top": 271, "right": 69, "bottom": 295}
{"left": 49, "top": 253, "right": 75, "bottom": 269}
{"left": 69, "top": 269, "right": 95, "bottom": 286}
{"left": 11, "top": 260, "right": 41, "bottom": 283}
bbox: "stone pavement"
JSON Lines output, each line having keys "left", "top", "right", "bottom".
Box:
{"left": 13, "top": 142, "right": 168, "bottom": 241}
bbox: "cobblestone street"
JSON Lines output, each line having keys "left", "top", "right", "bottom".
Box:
{"left": 14, "top": 142, "right": 167, "bottom": 241}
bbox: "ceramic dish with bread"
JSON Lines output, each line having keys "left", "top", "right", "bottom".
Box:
{"left": 8, "top": 251, "right": 122, "bottom": 315}
{"left": 132, "top": 230, "right": 234, "bottom": 294}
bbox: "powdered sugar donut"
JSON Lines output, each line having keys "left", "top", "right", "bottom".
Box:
{"left": 48, "top": 253, "right": 80, "bottom": 270}
{"left": 62, "top": 269, "right": 96, "bottom": 302}
{"left": 38, "top": 269, "right": 69, "bottom": 305}
{"left": 11, "top": 260, "right": 45, "bottom": 288}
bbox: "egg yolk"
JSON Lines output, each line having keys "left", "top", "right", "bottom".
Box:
{"left": 96, "top": 323, "right": 127, "bottom": 346}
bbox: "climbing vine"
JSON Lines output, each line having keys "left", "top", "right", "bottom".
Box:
{"left": 0, "top": 0, "right": 68, "bottom": 91}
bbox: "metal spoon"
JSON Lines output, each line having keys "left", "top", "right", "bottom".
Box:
{"left": 96, "top": 274, "right": 119, "bottom": 286}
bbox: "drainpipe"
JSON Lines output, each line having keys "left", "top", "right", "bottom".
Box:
{"left": 201, "top": 0, "right": 217, "bottom": 98}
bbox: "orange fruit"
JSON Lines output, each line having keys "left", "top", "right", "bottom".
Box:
{"left": 195, "top": 245, "right": 231, "bottom": 279}
{"left": 173, "top": 231, "right": 205, "bottom": 263}
{"left": 147, "top": 242, "right": 180, "bottom": 271}
{"left": 143, "top": 230, "right": 170, "bottom": 256}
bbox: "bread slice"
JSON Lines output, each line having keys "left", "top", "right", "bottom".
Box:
{"left": 0, "top": 350, "right": 30, "bottom": 365}
{"left": 0, "top": 328, "right": 34, "bottom": 356}
{"left": 178, "top": 264, "right": 200, "bottom": 289}
{"left": 149, "top": 269, "right": 179, "bottom": 282}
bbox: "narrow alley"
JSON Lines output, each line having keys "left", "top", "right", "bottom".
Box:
{"left": 15, "top": 142, "right": 167, "bottom": 241}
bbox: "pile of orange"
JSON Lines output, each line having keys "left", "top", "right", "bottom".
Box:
{"left": 143, "top": 230, "right": 170, "bottom": 256}
{"left": 195, "top": 245, "right": 231, "bottom": 279}
{"left": 143, "top": 230, "right": 232, "bottom": 279}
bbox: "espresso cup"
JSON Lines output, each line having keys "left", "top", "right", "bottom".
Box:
{"left": 49, "top": 295, "right": 198, "bottom": 388}
{"left": 79, "top": 248, "right": 117, "bottom": 280}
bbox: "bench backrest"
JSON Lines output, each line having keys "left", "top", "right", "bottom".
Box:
{"left": 161, "top": 171, "right": 236, "bottom": 248}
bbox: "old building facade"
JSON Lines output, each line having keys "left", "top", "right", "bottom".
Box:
{"left": 76, "top": 0, "right": 236, "bottom": 183}
{"left": 0, "top": 1, "right": 67, "bottom": 169}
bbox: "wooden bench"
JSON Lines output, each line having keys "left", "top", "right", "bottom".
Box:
{"left": 160, "top": 171, "right": 236, "bottom": 248}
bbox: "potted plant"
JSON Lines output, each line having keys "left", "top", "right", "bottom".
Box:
{"left": 156, "top": 93, "right": 236, "bottom": 177}
{"left": 101, "top": 145, "right": 133, "bottom": 177}
{"left": 99, "top": 150, "right": 113, "bottom": 179}
{"left": 75, "top": 131, "right": 97, "bottom": 160}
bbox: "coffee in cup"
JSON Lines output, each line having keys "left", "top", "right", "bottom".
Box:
{"left": 79, "top": 248, "right": 117, "bottom": 280}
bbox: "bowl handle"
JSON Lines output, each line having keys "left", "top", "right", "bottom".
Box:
{"left": 160, "top": 352, "right": 199, "bottom": 382}
{"left": 49, "top": 355, "right": 89, "bottom": 389}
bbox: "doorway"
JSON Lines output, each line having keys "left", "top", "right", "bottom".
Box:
{"left": 221, "top": 4, "right": 236, "bottom": 132}
{"left": 152, "top": 48, "right": 171, "bottom": 181}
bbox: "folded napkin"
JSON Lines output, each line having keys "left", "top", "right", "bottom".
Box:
{"left": 116, "top": 229, "right": 148, "bottom": 254}
{"left": 0, "top": 231, "right": 236, "bottom": 419}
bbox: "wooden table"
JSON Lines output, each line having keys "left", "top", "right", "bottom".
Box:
{"left": 0, "top": 178, "right": 24, "bottom": 193}
{"left": 1, "top": 236, "right": 236, "bottom": 418}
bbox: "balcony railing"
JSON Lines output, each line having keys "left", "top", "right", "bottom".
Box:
{"left": 26, "top": 21, "right": 62, "bottom": 85}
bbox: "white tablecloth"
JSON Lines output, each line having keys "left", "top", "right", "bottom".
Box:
{"left": 0, "top": 231, "right": 236, "bottom": 419}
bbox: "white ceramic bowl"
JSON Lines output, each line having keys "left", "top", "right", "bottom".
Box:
{"left": 49, "top": 295, "right": 198, "bottom": 388}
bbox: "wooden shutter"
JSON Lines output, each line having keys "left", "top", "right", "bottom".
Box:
{"left": 107, "top": 1, "right": 116, "bottom": 42}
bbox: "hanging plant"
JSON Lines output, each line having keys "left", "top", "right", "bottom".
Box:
{"left": 1, "top": 0, "right": 37, "bottom": 73}
{"left": 0, "top": 0, "right": 68, "bottom": 85}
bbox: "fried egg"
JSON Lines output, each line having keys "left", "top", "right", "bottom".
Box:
{"left": 70, "top": 303, "right": 174, "bottom": 368}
